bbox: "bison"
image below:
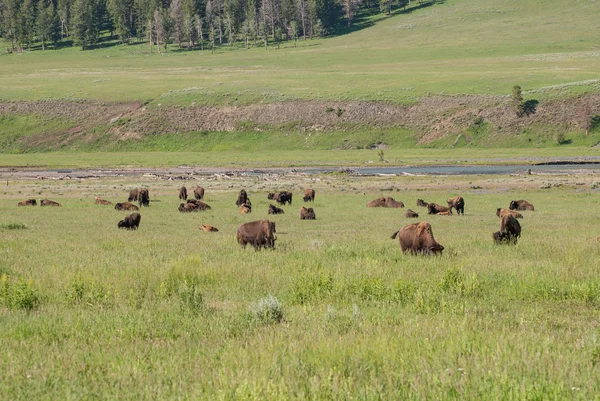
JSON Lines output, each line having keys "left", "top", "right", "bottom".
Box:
{"left": 239, "top": 203, "right": 252, "bottom": 214}
{"left": 509, "top": 200, "right": 535, "bottom": 211}
{"left": 40, "top": 199, "right": 60, "bottom": 207}
{"left": 179, "top": 203, "right": 199, "bottom": 212}
{"left": 17, "top": 199, "right": 37, "bottom": 206}
{"left": 95, "top": 196, "right": 112, "bottom": 205}
{"left": 236, "top": 189, "right": 250, "bottom": 207}
{"left": 236, "top": 220, "right": 276, "bottom": 250}
{"left": 416, "top": 199, "right": 429, "bottom": 208}
{"left": 404, "top": 209, "right": 419, "bottom": 218}
{"left": 127, "top": 189, "right": 140, "bottom": 202}
{"left": 194, "top": 186, "right": 205, "bottom": 200}
{"left": 437, "top": 210, "right": 452, "bottom": 216}
{"left": 366, "top": 197, "right": 386, "bottom": 207}
{"left": 447, "top": 196, "right": 465, "bottom": 215}
{"left": 384, "top": 197, "right": 404, "bottom": 208}
{"left": 118, "top": 213, "right": 141, "bottom": 230}
{"left": 199, "top": 224, "right": 219, "bottom": 232}
{"left": 390, "top": 221, "right": 444, "bottom": 255}
{"left": 179, "top": 186, "right": 188, "bottom": 201}
{"left": 493, "top": 215, "right": 522, "bottom": 245}
{"left": 185, "top": 199, "right": 212, "bottom": 210}
{"left": 303, "top": 189, "right": 316, "bottom": 202}
{"left": 427, "top": 203, "right": 452, "bottom": 215}
{"left": 138, "top": 189, "right": 150, "bottom": 207}
{"left": 300, "top": 206, "right": 316, "bottom": 220}
{"left": 268, "top": 204, "right": 285, "bottom": 214}
{"left": 496, "top": 208, "right": 523, "bottom": 219}
{"left": 115, "top": 202, "right": 139, "bottom": 211}
{"left": 268, "top": 191, "right": 293, "bottom": 205}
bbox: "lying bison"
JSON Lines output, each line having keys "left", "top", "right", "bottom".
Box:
{"left": 366, "top": 197, "right": 386, "bottom": 207}
{"left": 194, "top": 186, "right": 205, "bottom": 200}
{"left": 199, "top": 224, "right": 219, "bottom": 232}
{"left": 95, "top": 196, "right": 112, "bottom": 205}
{"left": 427, "top": 203, "right": 452, "bottom": 215}
{"left": 447, "top": 196, "right": 465, "bottom": 215}
{"left": 303, "top": 189, "right": 316, "bottom": 202}
{"left": 236, "top": 220, "right": 276, "bottom": 250}
{"left": 236, "top": 189, "right": 250, "bottom": 207}
{"left": 185, "top": 199, "right": 212, "bottom": 210}
{"left": 300, "top": 206, "right": 316, "bottom": 220}
{"left": 268, "top": 191, "right": 293, "bottom": 205}
{"left": 416, "top": 199, "right": 429, "bottom": 208}
{"left": 366, "top": 197, "right": 404, "bottom": 208}
{"left": 268, "top": 204, "right": 285, "bottom": 214}
{"left": 390, "top": 221, "right": 444, "bottom": 255}
{"left": 404, "top": 209, "right": 419, "bottom": 218}
{"left": 115, "top": 202, "right": 139, "bottom": 211}
{"left": 179, "top": 186, "right": 188, "bottom": 201}
{"left": 493, "top": 215, "right": 521, "bottom": 245}
{"left": 118, "top": 213, "right": 141, "bottom": 230}
{"left": 509, "top": 200, "right": 534, "bottom": 211}
{"left": 496, "top": 208, "right": 523, "bottom": 219}
{"left": 17, "top": 199, "right": 37, "bottom": 206}
{"left": 40, "top": 199, "right": 60, "bottom": 207}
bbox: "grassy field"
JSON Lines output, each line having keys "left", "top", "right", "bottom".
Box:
{"left": 1, "top": 172, "right": 600, "bottom": 399}
{"left": 1, "top": 0, "right": 599, "bottom": 105}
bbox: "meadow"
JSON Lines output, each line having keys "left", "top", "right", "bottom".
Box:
{"left": 1, "top": 171, "right": 600, "bottom": 400}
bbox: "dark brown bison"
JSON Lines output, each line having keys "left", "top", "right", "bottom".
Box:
{"left": 496, "top": 208, "right": 523, "bottom": 219}
{"left": 404, "top": 209, "right": 419, "bottom": 218}
{"left": 300, "top": 206, "right": 316, "bottom": 220}
{"left": 303, "top": 189, "right": 316, "bottom": 202}
{"left": 194, "top": 186, "right": 205, "bottom": 200}
{"left": 185, "top": 199, "right": 212, "bottom": 210}
{"left": 416, "top": 199, "right": 429, "bottom": 208}
{"left": 493, "top": 215, "right": 522, "bottom": 245}
{"left": 390, "top": 221, "right": 444, "bottom": 255}
{"left": 95, "top": 196, "right": 112, "bottom": 205}
{"left": 268, "top": 204, "right": 285, "bottom": 214}
{"left": 384, "top": 197, "right": 404, "bottom": 208}
{"left": 236, "top": 220, "right": 276, "bottom": 250}
{"left": 179, "top": 203, "right": 199, "bottom": 212}
{"left": 268, "top": 191, "right": 293, "bottom": 205}
{"left": 427, "top": 203, "right": 452, "bottom": 215}
{"left": 118, "top": 213, "right": 141, "bottom": 230}
{"left": 115, "top": 202, "right": 139, "bottom": 211}
{"left": 128, "top": 189, "right": 140, "bottom": 202}
{"left": 199, "top": 224, "right": 219, "bottom": 232}
{"left": 236, "top": 189, "right": 250, "bottom": 207}
{"left": 366, "top": 197, "right": 386, "bottom": 207}
{"left": 179, "top": 186, "right": 188, "bottom": 201}
{"left": 447, "top": 196, "right": 465, "bottom": 215}
{"left": 239, "top": 203, "right": 252, "bottom": 214}
{"left": 509, "top": 200, "right": 534, "bottom": 211}
{"left": 40, "top": 199, "right": 60, "bottom": 207}
{"left": 138, "top": 189, "right": 150, "bottom": 207}
{"left": 17, "top": 199, "right": 37, "bottom": 206}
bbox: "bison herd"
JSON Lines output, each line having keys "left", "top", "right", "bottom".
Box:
{"left": 17, "top": 183, "right": 535, "bottom": 253}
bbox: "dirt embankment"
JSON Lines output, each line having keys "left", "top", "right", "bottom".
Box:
{"left": 1, "top": 94, "right": 598, "bottom": 149}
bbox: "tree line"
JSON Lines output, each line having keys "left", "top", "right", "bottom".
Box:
{"left": 0, "top": 0, "right": 436, "bottom": 52}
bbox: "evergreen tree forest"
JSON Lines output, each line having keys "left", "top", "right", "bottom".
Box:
{"left": 0, "top": 0, "right": 429, "bottom": 52}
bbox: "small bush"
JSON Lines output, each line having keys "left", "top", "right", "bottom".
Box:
{"left": 250, "top": 295, "right": 284, "bottom": 324}
{"left": 1, "top": 274, "right": 40, "bottom": 311}
{"left": 336, "top": 107, "right": 345, "bottom": 117}
{"left": 0, "top": 223, "right": 27, "bottom": 230}
{"left": 589, "top": 115, "right": 600, "bottom": 131}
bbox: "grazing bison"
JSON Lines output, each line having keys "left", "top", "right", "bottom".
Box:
{"left": 118, "top": 213, "right": 141, "bottom": 230}
{"left": 128, "top": 189, "right": 140, "bottom": 202}
{"left": 239, "top": 203, "right": 252, "bottom": 214}
{"left": 390, "top": 221, "right": 444, "bottom": 255}
{"left": 404, "top": 209, "right": 419, "bottom": 218}
{"left": 194, "top": 186, "right": 205, "bottom": 200}
{"left": 268, "top": 191, "right": 293, "bottom": 205}
{"left": 40, "top": 199, "right": 60, "bottom": 207}
{"left": 416, "top": 199, "right": 429, "bottom": 208}
{"left": 199, "top": 224, "right": 219, "bottom": 232}
{"left": 496, "top": 208, "right": 523, "bottom": 219}
{"left": 17, "top": 199, "right": 37, "bottom": 206}
{"left": 236, "top": 189, "right": 250, "bottom": 207}
{"left": 185, "top": 199, "right": 212, "bottom": 210}
{"left": 115, "top": 202, "right": 139, "bottom": 211}
{"left": 95, "top": 196, "right": 112, "bottom": 205}
{"left": 427, "top": 203, "right": 452, "bottom": 215}
{"left": 493, "top": 215, "right": 522, "bottom": 245}
{"left": 236, "top": 220, "right": 277, "bottom": 250}
{"left": 300, "top": 206, "right": 316, "bottom": 220}
{"left": 138, "top": 189, "right": 150, "bottom": 207}
{"left": 447, "top": 196, "right": 465, "bottom": 215}
{"left": 385, "top": 197, "right": 404, "bottom": 208}
{"left": 179, "top": 186, "right": 188, "bottom": 201}
{"left": 303, "top": 189, "right": 316, "bottom": 202}
{"left": 509, "top": 200, "right": 535, "bottom": 211}
{"left": 179, "top": 203, "right": 199, "bottom": 212}
{"left": 268, "top": 204, "right": 285, "bottom": 214}
{"left": 366, "top": 197, "right": 386, "bottom": 207}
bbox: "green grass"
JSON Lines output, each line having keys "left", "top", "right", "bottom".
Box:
{"left": 1, "top": 0, "right": 599, "bottom": 105}
{"left": 1, "top": 173, "right": 600, "bottom": 399}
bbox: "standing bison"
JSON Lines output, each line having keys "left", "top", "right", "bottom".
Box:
{"left": 17, "top": 199, "right": 37, "bottom": 206}
{"left": 118, "top": 213, "right": 141, "bottom": 230}
{"left": 303, "top": 189, "right": 316, "bottom": 202}
{"left": 509, "top": 200, "right": 535, "bottom": 211}
{"left": 128, "top": 188, "right": 150, "bottom": 207}
{"left": 194, "top": 186, "right": 205, "bottom": 200}
{"left": 493, "top": 215, "right": 521, "bottom": 245}
{"left": 179, "top": 186, "right": 188, "bottom": 201}
{"left": 236, "top": 220, "right": 277, "bottom": 250}
{"left": 447, "top": 196, "right": 465, "bottom": 215}
{"left": 300, "top": 206, "right": 316, "bottom": 220}
{"left": 390, "top": 221, "right": 444, "bottom": 255}
{"left": 236, "top": 189, "right": 250, "bottom": 207}
{"left": 268, "top": 191, "right": 293, "bottom": 205}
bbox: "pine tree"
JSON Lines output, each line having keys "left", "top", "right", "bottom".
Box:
{"left": 37, "top": 0, "right": 58, "bottom": 50}
{"left": 19, "top": 0, "right": 37, "bottom": 49}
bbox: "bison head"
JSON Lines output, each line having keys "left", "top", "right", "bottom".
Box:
{"left": 117, "top": 220, "right": 126, "bottom": 228}
{"left": 267, "top": 193, "right": 275, "bottom": 200}
{"left": 509, "top": 201, "right": 518, "bottom": 210}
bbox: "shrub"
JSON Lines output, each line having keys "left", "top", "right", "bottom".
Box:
{"left": 250, "top": 295, "right": 284, "bottom": 324}
{"left": 0, "top": 223, "right": 27, "bottom": 230}
{"left": 1, "top": 274, "right": 40, "bottom": 311}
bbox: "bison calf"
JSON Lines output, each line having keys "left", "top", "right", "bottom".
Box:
{"left": 390, "top": 221, "right": 444, "bottom": 255}
{"left": 236, "top": 220, "right": 276, "bottom": 250}
{"left": 95, "top": 196, "right": 112, "bottom": 205}
{"left": 118, "top": 213, "right": 141, "bottom": 230}
{"left": 447, "top": 196, "right": 465, "bottom": 215}
{"left": 200, "top": 224, "right": 219, "bottom": 232}
{"left": 239, "top": 203, "right": 252, "bottom": 214}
